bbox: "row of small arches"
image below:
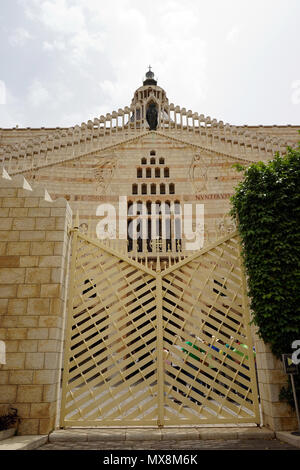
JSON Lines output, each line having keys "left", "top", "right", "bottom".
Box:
{"left": 141, "top": 157, "right": 165, "bottom": 165}
{"left": 137, "top": 167, "right": 169, "bottom": 178}
{"left": 128, "top": 200, "right": 181, "bottom": 215}
{"left": 132, "top": 183, "right": 175, "bottom": 195}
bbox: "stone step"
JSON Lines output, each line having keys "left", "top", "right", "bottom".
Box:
{"left": 49, "top": 426, "right": 275, "bottom": 443}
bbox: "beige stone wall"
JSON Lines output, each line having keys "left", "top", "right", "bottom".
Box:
{"left": 0, "top": 172, "right": 72, "bottom": 435}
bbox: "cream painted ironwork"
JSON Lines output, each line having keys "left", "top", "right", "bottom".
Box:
{"left": 60, "top": 228, "right": 260, "bottom": 427}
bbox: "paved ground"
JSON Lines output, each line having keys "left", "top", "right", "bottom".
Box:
{"left": 37, "top": 438, "right": 298, "bottom": 450}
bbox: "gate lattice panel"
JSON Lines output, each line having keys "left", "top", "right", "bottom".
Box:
{"left": 60, "top": 230, "right": 260, "bottom": 427}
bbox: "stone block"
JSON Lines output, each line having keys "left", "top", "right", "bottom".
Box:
{"left": 17, "top": 284, "right": 40, "bottom": 298}
{"left": 48, "top": 328, "right": 61, "bottom": 340}
{"left": 11, "top": 403, "right": 31, "bottom": 418}
{"left": 8, "top": 299, "right": 27, "bottom": 315}
{"left": 44, "top": 353, "right": 60, "bottom": 370}
{"left": 2, "top": 197, "right": 24, "bottom": 208}
{"left": 6, "top": 242, "right": 30, "bottom": 256}
{"left": 28, "top": 208, "right": 51, "bottom": 218}
{"left": 0, "top": 256, "right": 20, "bottom": 267}
{"left": 4, "top": 353, "right": 25, "bottom": 370}
{"left": 0, "top": 208, "right": 9, "bottom": 217}
{"left": 0, "top": 385, "right": 17, "bottom": 402}
{"left": 0, "top": 298, "right": 8, "bottom": 314}
{"left": 38, "top": 340, "right": 59, "bottom": 353}
{"left": 6, "top": 328, "right": 28, "bottom": 340}
{"left": 27, "top": 298, "right": 50, "bottom": 316}
{"left": 35, "top": 218, "right": 56, "bottom": 231}
{"left": 27, "top": 328, "right": 48, "bottom": 340}
{"left": 38, "top": 256, "right": 62, "bottom": 268}
{"left": 25, "top": 267, "right": 51, "bottom": 284}
{"left": 16, "top": 385, "right": 43, "bottom": 403}
{"left": 25, "top": 352, "right": 44, "bottom": 370}
{"left": 0, "top": 268, "right": 25, "bottom": 284}
{"left": 24, "top": 197, "right": 40, "bottom": 208}
{"left": 46, "top": 231, "right": 66, "bottom": 242}
{"left": 40, "top": 284, "right": 60, "bottom": 298}
{"left": 4, "top": 340, "right": 18, "bottom": 352}
{"left": 50, "top": 268, "right": 64, "bottom": 283}
{"left": 49, "top": 298, "right": 63, "bottom": 315}
{"left": 9, "top": 370, "right": 33, "bottom": 385}
{"left": 19, "top": 231, "right": 45, "bottom": 241}
{"left": 38, "top": 316, "right": 62, "bottom": 328}
{"left": 33, "top": 370, "right": 57, "bottom": 385}
{"left": 50, "top": 208, "right": 67, "bottom": 217}
{"left": 12, "top": 218, "right": 35, "bottom": 231}
{"left": 0, "top": 231, "right": 19, "bottom": 241}
{"left": 19, "top": 256, "right": 39, "bottom": 268}
{"left": 9, "top": 208, "right": 28, "bottom": 218}
{"left": 0, "top": 285, "right": 17, "bottom": 298}
{"left": 0, "top": 371, "right": 9, "bottom": 384}
{"left": 43, "top": 384, "right": 58, "bottom": 402}
{"left": 39, "top": 417, "right": 56, "bottom": 435}
{"left": 0, "top": 242, "right": 6, "bottom": 255}
{"left": 0, "top": 218, "right": 13, "bottom": 230}
{"left": 30, "top": 402, "right": 54, "bottom": 419}
{"left": 30, "top": 242, "right": 54, "bottom": 256}
{"left": 17, "top": 418, "right": 39, "bottom": 436}
{"left": 18, "top": 339, "right": 38, "bottom": 352}
{"left": 55, "top": 217, "right": 67, "bottom": 230}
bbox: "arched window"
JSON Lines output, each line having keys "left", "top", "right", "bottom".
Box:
{"left": 174, "top": 200, "right": 181, "bottom": 214}
{"left": 155, "top": 168, "right": 160, "bottom": 178}
{"left": 160, "top": 183, "right": 166, "bottom": 195}
{"left": 146, "top": 201, "right": 152, "bottom": 215}
{"left": 164, "top": 168, "right": 169, "bottom": 178}
{"left": 132, "top": 184, "right": 138, "bottom": 195}
{"left": 169, "top": 183, "right": 175, "bottom": 194}
{"left": 141, "top": 158, "right": 147, "bottom": 165}
{"left": 159, "top": 157, "right": 165, "bottom": 164}
{"left": 141, "top": 184, "right": 147, "bottom": 195}
{"left": 146, "top": 168, "right": 151, "bottom": 178}
{"left": 128, "top": 201, "right": 134, "bottom": 215}
{"left": 150, "top": 157, "right": 156, "bottom": 164}
{"left": 137, "top": 168, "right": 142, "bottom": 178}
{"left": 151, "top": 184, "right": 156, "bottom": 195}
{"left": 150, "top": 150, "right": 156, "bottom": 156}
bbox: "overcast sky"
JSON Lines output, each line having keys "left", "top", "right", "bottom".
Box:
{"left": 0, "top": 0, "right": 299, "bottom": 128}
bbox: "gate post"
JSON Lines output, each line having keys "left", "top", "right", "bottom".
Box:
{"left": 156, "top": 258, "right": 164, "bottom": 427}
{"left": 252, "top": 326, "right": 298, "bottom": 431}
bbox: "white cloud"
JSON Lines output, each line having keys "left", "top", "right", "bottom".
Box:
{"left": 24, "top": 0, "right": 85, "bottom": 35}
{"left": 8, "top": 27, "right": 33, "bottom": 47}
{"left": 27, "top": 79, "right": 51, "bottom": 108}
{"left": 43, "top": 39, "right": 66, "bottom": 51}
{"left": 226, "top": 26, "right": 241, "bottom": 44}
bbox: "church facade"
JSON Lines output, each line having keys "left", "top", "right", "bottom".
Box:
{"left": 0, "top": 69, "right": 299, "bottom": 435}
{"left": 1, "top": 68, "right": 299, "bottom": 257}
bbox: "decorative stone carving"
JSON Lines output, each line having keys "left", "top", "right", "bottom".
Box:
{"left": 214, "top": 214, "right": 237, "bottom": 239}
{"left": 95, "top": 154, "right": 118, "bottom": 194}
{"left": 189, "top": 153, "right": 209, "bottom": 194}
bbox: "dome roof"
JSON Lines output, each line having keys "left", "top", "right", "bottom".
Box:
{"left": 143, "top": 66, "right": 157, "bottom": 86}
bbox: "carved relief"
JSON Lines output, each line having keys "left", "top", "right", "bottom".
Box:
{"left": 95, "top": 153, "right": 118, "bottom": 195}
{"left": 189, "top": 153, "right": 209, "bottom": 194}
{"left": 214, "top": 214, "right": 237, "bottom": 239}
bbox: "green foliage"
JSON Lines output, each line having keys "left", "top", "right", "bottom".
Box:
{"left": 230, "top": 144, "right": 300, "bottom": 407}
